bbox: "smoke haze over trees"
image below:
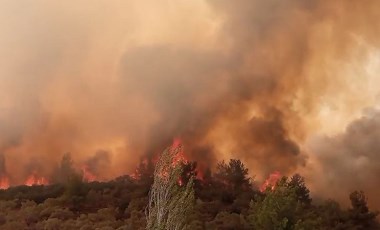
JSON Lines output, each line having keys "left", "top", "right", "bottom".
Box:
{"left": 0, "top": 157, "right": 379, "bottom": 229}
{"left": 0, "top": 0, "right": 380, "bottom": 211}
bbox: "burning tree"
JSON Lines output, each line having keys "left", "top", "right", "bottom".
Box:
{"left": 146, "top": 142, "right": 194, "bottom": 230}
{"left": 0, "top": 153, "right": 9, "bottom": 190}
{"left": 249, "top": 177, "right": 298, "bottom": 229}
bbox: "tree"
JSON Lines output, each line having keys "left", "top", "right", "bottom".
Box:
{"left": 52, "top": 153, "right": 77, "bottom": 184}
{"left": 205, "top": 211, "right": 250, "bottom": 230}
{"left": 214, "top": 159, "right": 251, "bottom": 191}
{"left": 315, "top": 200, "right": 347, "bottom": 229}
{"left": 348, "top": 191, "right": 379, "bottom": 229}
{"left": 288, "top": 174, "right": 311, "bottom": 206}
{"left": 146, "top": 144, "right": 195, "bottom": 230}
{"left": 249, "top": 177, "right": 298, "bottom": 230}
{"left": 134, "top": 158, "right": 154, "bottom": 186}
{"left": 180, "top": 161, "right": 198, "bottom": 185}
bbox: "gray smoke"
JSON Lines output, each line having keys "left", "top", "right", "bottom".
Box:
{"left": 307, "top": 108, "right": 380, "bottom": 208}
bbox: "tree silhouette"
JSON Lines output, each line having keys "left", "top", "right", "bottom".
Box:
{"left": 52, "top": 153, "right": 77, "bottom": 184}
{"left": 288, "top": 174, "right": 311, "bottom": 205}
{"left": 214, "top": 159, "right": 251, "bottom": 191}
{"left": 348, "top": 191, "right": 379, "bottom": 229}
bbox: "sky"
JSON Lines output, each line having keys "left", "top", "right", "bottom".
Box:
{"left": 1, "top": 0, "right": 380, "bottom": 208}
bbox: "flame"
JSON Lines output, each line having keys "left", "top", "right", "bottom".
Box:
{"left": 0, "top": 175, "right": 10, "bottom": 190}
{"left": 130, "top": 157, "right": 149, "bottom": 180}
{"left": 82, "top": 165, "right": 97, "bottom": 182}
{"left": 260, "top": 171, "right": 281, "bottom": 192}
{"left": 153, "top": 138, "right": 188, "bottom": 185}
{"left": 196, "top": 169, "right": 204, "bottom": 181}
{"left": 170, "top": 138, "right": 188, "bottom": 165}
{"left": 25, "top": 173, "right": 49, "bottom": 186}
{"left": 130, "top": 138, "right": 205, "bottom": 185}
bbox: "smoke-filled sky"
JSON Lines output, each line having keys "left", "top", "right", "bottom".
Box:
{"left": 1, "top": 0, "right": 380, "bottom": 208}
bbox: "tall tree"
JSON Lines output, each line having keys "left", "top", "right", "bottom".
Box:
{"left": 214, "top": 159, "right": 251, "bottom": 190}
{"left": 146, "top": 144, "right": 194, "bottom": 230}
{"left": 249, "top": 177, "right": 298, "bottom": 230}
{"left": 348, "top": 191, "right": 379, "bottom": 229}
{"left": 52, "top": 153, "right": 77, "bottom": 184}
{"left": 134, "top": 158, "right": 155, "bottom": 185}
{"left": 288, "top": 174, "right": 311, "bottom": 205}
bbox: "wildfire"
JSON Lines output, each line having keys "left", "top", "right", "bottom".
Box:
{"left": 25, "top": 173, "right": 49, "bottom": 186}
{"left": 196, "top": 169, "right": 204, "bottom": 181}
{"left": 171, "top": 139, "right": 188, "bottom": 167}
{"left": 260, "top": 171, "right": 281, "bottom": 192}
{"left": 82, "top": 165, "right": 97, "bottom": 182}
{"left": 0, "top": 175, "right": 10, "bottom": 190}
{"left": 130, "top": 138, "right": 204, "bottom": 186}
{"left": 171, "top": 139, "right": 187, "bottom": 184}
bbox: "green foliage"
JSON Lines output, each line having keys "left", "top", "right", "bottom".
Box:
{"left": 249, "top": 177, "right": 299, "bottom": 230}
{"left": 214, "top": 159, "right": 251, "bottom": 191}
{"left": 288, "top": 174, "right": 311, "bottom": 206}
{"left": 206, "top": 211, "right": 250, "bottom": 230}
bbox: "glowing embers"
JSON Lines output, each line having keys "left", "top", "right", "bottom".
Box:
{"left": 260, "top": 171, "right": 281, "bottom": 192}
{"left": 24, "top": 172, "right": 49, "bottom": 186}
{"left": 0, "top": 175, "right": 10, "bottom": 189}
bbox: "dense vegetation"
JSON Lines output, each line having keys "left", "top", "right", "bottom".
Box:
{"left": 0, "top": 158, "right": 378, "bottom": 230}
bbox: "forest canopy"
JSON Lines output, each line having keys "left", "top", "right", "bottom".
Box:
{"left": 0, "top": 152, "right": 378, "bottom": 230}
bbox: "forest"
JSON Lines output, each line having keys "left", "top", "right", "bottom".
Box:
{"left": 0, "top": 148, "right": 379, "bottom": 230}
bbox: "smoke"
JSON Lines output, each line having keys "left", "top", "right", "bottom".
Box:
{"left": 84, "top": 150, "right": 111, "bottom": 180}
{"left": 0, "top": 0, "right": 380, "bottom": 207}
{"left": 306, "top": 108, "right": 380, "bottom": 208}
{"left": 0, "top": 154, "right": 6, "bottom": 175}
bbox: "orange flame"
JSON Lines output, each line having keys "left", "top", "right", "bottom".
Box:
{"left": 154, "top": 138, "right": 188, "bottom": 185}
{"left": 25, "top": 173, "right": 49, "bottom": 186}
{"left": 170, "top": 138, "right": 187, "bottom": 165}
{"left": 82, "top": 165, "right": 97, "bottom": 182}
{"left": 171, "top": 138, "right": 200, "bottom": 186}
{"left": 131, "top": 138, "right": 205, "bottom": 185}
{"left": 196, "top": 169, "right": 204, "bottom": 181}
{"left": 260, "top": 171, "right": 281, "bottom": 192}
{"left": 0, "top": 175, "right": 10, "bottom": 190}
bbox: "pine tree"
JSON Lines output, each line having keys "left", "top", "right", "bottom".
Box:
{"left": 288, "top": 174, "right": 311, "bottom": 205}
{"left": 348, "top": 191, "right": 379, "bottom": 229}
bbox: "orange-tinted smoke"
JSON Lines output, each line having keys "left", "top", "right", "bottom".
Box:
{"left": 0, "top": 0, "right": 380, "bottom": 208}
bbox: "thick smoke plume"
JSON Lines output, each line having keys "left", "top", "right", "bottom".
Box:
{"left": 0, "top": 0, "right": 380, "bottom": 207}
{"left": 306, "top": 109, "right": 380, "bottom": 208}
